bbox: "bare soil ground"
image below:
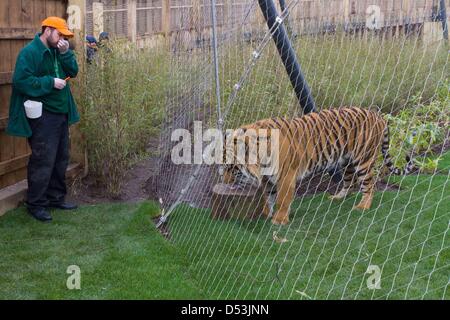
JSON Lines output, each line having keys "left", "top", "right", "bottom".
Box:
{"left": 67, "top": 154, "right": 160, "bottom": 206}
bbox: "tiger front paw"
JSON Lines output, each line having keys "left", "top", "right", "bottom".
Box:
{"left": 353, "top": 196, "right": 373, "bottom": 211}
{"left": 329, "top": 189, "right": 350, "bottom": 201}
{"left": 329, "top": 194, "right": 344, "bottom": 201}
{"left": 271, "top": 213, "right": 289, "bottom": 225}
{"left": 262, "top": 206, "right": 270, "bottom": 218}
{"left": 353, "top": 203, "right": 371, "bottom": 211}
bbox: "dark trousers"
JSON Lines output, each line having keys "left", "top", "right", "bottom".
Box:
{"left": 26, "top": 109, "right": 69, "bottom": 211}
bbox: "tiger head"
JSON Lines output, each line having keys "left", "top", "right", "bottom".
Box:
{"left": 222, "top": 162, "right": 261, "bottom": 189}
{"left": 221, "top": 123, "right": 278, "bottom": 188}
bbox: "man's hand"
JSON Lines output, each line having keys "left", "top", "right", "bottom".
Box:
{"left": 57, "top": 39, "right": 70, "bottom": 54}
{"left": 54, "top": 78, "right": 66, "bottom": 90}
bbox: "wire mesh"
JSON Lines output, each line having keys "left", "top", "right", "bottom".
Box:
{"left": 86, "top": 0, "right": 449, "bottom": 300}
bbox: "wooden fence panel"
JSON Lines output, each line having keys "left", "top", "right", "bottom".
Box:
{"left": 85, "top": 0, "right": 450, "bottom": 48}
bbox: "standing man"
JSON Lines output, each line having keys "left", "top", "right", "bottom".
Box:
{"left": 7, "top": 17, "right": 80, "bottom": 222}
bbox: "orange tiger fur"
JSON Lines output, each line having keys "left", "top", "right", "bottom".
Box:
{"left": 223, "top": 107, "right": 414, "bottom": 225}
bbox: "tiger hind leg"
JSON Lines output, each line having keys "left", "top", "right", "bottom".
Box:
{"left": 272, "top": 171, "right": 296, "bottom": 225}
{"left": 262, "top": 191, "right": 276, "bottom": 218}
{"left": 354, "top": 167, "right": 375, "bottom": 210}
{"left": 261, "top": 181, "right": 276, "bottom": 218}
{"left": 329, "top": 164, "right": 356, "bottom": 201}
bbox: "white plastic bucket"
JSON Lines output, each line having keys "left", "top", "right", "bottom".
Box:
{"left": 24, "top": 100, "right": 42, "bottom": 119}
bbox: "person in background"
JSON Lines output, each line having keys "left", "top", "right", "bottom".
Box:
{"left": 98, "top": 31, "right": 112, "bottom": 55}
{"left": 7, "top": 17, "right": 80, "bottom": 222}
{"left": 98, "top": 31, "right": 109, "bottom": 46}
{"left": 86, "top": 35, "right": 98, "bottom": 64}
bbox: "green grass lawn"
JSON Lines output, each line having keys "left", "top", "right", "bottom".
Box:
{"left": 0, "top": 202, "right": 206, "bottom": 299}
{"left": 0, "top": 152, "right": 448, "bottom": 299}
{"left": 168, "top": 152, "right": 450, "bottom": 300}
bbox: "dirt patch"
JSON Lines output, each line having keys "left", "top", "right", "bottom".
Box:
{"left": 67, "top": 140, "right": 160, "bottom": 206}
{"left": 67, "top": 176, "right": 115, "bottom": 205}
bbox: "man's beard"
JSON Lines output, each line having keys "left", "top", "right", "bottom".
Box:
{"left": 44, "top": 34, "right": 59, "bottom": 48}
{"left": 47, "top": 39, "right": 59, "bottom": 48}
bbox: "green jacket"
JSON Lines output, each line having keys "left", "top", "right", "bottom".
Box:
{"left": 6, "top": 33, "right": 80, "bottom": 138}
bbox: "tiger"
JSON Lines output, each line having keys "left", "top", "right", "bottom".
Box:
{"left": 222, "top": 107, "right": 414, "bottom": 225}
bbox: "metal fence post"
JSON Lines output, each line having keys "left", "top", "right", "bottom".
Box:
{"left": 210, "top": 0, "right": 223, "bottom": 131}
{"left": 257, "top": 0, "right": 316, "bottom": 114}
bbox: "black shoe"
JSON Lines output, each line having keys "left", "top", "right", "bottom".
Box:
{"left": 48, "top": 202, "right": 78, "bottom": 210}
{"left": 28, "top": 208, "right": 52, "bottom": 222}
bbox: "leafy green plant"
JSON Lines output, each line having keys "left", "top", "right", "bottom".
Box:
{"left": 76, "top": 40, "right": 170, "bottom": 197}
{"left": 413, "top": 156, "right": 443, "bottom": 173}
{"left": 382, "top": 80, "right": 449, "bottom": 172}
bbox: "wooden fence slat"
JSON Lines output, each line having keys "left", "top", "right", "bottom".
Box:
{"left": 0, "top": 32, "right": 11, "bottom": 121}
{"left": 0, "top": 40, "right": 11, "bottom": 120}
{"left": 0, "top": 154, "right": 30, "bottom": 176}
{"left": 35, "top": 0, "right": 47, "bottom": 23}
{"left": 21, "top": 0, "right": 34, "bottom": 29}
{"left": 0, "top": 27, "right": 36, "bottom": 39}
{"left": 0, "top": 134, "right": 16, "bottom": 186}
{"left": 0, "top": 0, "right": 8, "bottom": 29}
{"left": 0, "top": 72, "right": 12, "bottom": 85}
{"left": 0, "top": 117, "right": 8, "bottom": 130}
{"left": 45, "top": 0, "right": 57, "bottom": 18}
